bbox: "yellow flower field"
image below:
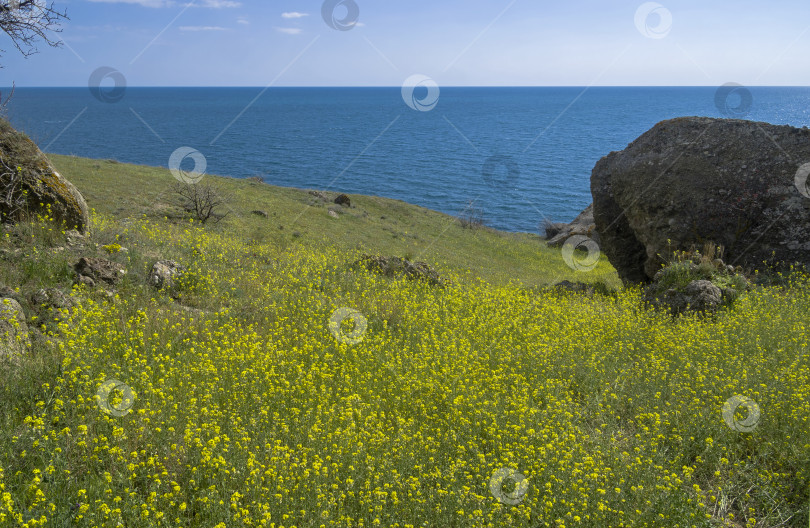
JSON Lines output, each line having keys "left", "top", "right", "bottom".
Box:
{"left": 1, "top": 214, "right": 808, "bottom": 527}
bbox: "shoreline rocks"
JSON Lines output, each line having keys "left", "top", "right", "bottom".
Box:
{"left": 546, "top": 203, "right": 599, "bottom": 248}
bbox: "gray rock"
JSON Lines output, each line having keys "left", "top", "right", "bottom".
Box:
{"left": 31, "top": 288, "right": 74, "bottom": 311}
{"left": 646, "top": 279, "right": 723, "bottom": 316}
{"left": 0, "top": 118, "right": 90, "bottom": 233}
{"left": 65, "top": 229, "right": 86, "bottom": 247}
{"left": 31, "top": 288, "right": 76, "bottom": 331}
{"left": 354, "top": 255, "right": 444, "bottom": 286}
{"left": 591, "top": 117, "right": 810, "bottom": 283}
{"left": 308, "top": 190, "right": 329, "bottom": 201}
{"left": 546, "top": 204, "right": 599, "bottom": 248}
{"left": 74, "top": 257, "right": 126, "bottom": 285}
{"left": 149, "top": 260, "right": 186, "bottom": 290}
{"left": 0, "top": 297, "right": 30, "bottom": 358}
{"left": 77, "top": 275, "right": 96, "bottom": 288}
{"left": 0, "top": 285, "right": 23, "bottom": 305}
{"left": 334, "top": 194, "right": 351, "bottom": 207}
{"left": 551, "top": 280, "right": 595, "bottom": 295}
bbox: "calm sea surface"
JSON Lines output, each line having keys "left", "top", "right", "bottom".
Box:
{"left": 5, "top": 86, "right": 810, "bottom": 232}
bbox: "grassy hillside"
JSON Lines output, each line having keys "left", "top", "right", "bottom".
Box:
{"left": 47, "top": 154, "right": 620, "bottom": 290}
{"left": 0, "top": 156, "right": 808, "bottom": 528}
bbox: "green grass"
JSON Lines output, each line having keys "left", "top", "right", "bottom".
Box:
{"left": 48, "top": 154, "right": 620, "bottom": 290}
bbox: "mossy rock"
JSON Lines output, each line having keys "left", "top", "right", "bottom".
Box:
{"left": 0, "top": 118, "right": 89, "bottom": 232}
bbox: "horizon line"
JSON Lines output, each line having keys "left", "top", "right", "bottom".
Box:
{"left": 3, "top": 84, "right": 810, "bottom": 89}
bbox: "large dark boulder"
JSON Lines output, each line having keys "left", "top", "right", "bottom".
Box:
{"left": 591, "top": 117, "right": 810, "bottom": 283}
{"left": 0, "top": 118, "right": 89, "bottom": 232}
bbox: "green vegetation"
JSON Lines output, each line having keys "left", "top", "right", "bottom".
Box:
{"left": 47, "top": 154, "right": 620, "bottom": 290}
{"left": 0, "top": 156, "right": 807, "bottom": 527}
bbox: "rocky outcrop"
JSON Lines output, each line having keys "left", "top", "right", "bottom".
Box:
{"left": 546, "top": 204, "right": 599, "bottom": 248}
{"left": 591, "top": 117, "right": 810, "bottom": 283}
{"left": 0, "top": 297, "right": 30, "bottom": 358}
{"left": 0, "top": 118, "right": 90, "bottom": 232}
{"left": 353, "top": 255, "right": 444, "bottom": 286}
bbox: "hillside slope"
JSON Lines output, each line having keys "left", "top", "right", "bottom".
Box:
{"left": 49, "top": 154, "right": 620, "bottom": 289}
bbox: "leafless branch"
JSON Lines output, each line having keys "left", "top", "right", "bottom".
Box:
{"left": 170, "top": 181, "right": 230, "bottom": 224}
{"left": 0, "top": 1, "right": 67, "bottom": 62}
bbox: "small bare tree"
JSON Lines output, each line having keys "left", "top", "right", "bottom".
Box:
{"left": 0, "top": 155, "right": 27, "bottom": 223}
{"left": 458, "top": 198, "right": 485, "bottom": 229}
{"left": 1, "top": 1, "right": 67, "bottom": 61}
{"left": 171, "top": 182, "right": 230, "bottom": 224}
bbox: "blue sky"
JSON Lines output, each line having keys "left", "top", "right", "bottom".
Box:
{"left": 1, "top": 0, "right": 809, "bottom": 86}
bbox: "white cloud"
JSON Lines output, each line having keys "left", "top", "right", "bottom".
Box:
{"left": 275, "top": 27, "right": 302, "bottom": 35}
{"left": 180, "top": 25, "right": 228, "bottom": 31}
{"left": 237, "top": 17, "right": 249, "bottom": 25}
{"left": 281, "top": 12, "right": 308, "bottom": 19}
{"left": 193, "top": 0, "right": 241, "bottom": 7}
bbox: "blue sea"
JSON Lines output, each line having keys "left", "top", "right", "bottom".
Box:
{"left": 5, "top": 86, "right": 810, "bottom": 232}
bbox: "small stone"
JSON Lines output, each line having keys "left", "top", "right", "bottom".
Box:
{"left": 73, "top": 257, "right": 126, "bottom": 285}
{"left": 149, "top": 260, "right": 186, "bottom": 290}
